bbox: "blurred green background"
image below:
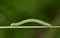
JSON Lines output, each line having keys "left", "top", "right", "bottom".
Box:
{"left": 0, "top": 0, "right": 60, "bottom": 25}
{"left": 0, "top": 0, "right": 60, "bottom": 38}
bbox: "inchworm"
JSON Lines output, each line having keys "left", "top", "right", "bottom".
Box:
{"left": 0, "top": 19, "right": 60, "bottom": 28}
{"left": 10, "top": 19, "right": 52, "bottom": 26}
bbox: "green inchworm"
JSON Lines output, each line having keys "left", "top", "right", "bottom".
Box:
{"left": 10, "top": 19, "right": 52, "bottom": 26}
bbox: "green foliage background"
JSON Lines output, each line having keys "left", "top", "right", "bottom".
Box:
{"left": 0, "top": 0, "right": 59, "bottom": 25}
{"left": 0, "top": 0, "right": 60, "bottom": 38}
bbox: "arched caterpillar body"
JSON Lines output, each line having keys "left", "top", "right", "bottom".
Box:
{"left": 10, "top": 19, "right": 52, "bottom": 26}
